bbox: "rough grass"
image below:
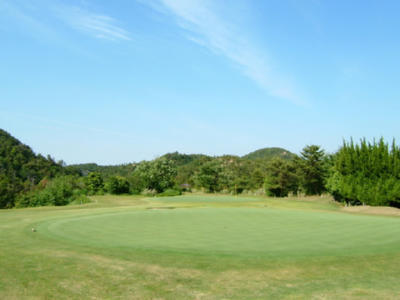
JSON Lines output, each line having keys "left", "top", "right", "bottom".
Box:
{"left": 342, "top": 205, "right": 400, "bottom": 217}
{"left": 1, "top": 194, "right": 400, "bottom": 299}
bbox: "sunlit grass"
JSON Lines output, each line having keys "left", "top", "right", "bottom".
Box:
{"left": 1, "top": 194, "right": 400, "bottom": 299}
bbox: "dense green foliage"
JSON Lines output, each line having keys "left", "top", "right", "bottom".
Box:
{"left": 85, "top": 172, "right": 104, "bottom": 194}
{"left": 193, "top": 155, "right": 255, "bottom": 194}
{"left": 0, "top": 129, "right": 76, "bottom": 208}
{"left": 66, "top": 149, "right": 303, "bottom": 197}
{"left": 243, "top": 147, "right": 295, "bottom": 161}
{"left": 70, "top": 162, "right": 136, "bottom": 178}
{"left": 2, "top": 128, "right": 400, "bottom": 209}
{"left": 194, "top": 160, "right": 222, "bottom": 192}
{"left": 15, "top": 175, "right": 88, "bottom": 207}
{"left": 161, "top": 151, "right": 209, "bottom": 167}
{"left": 328, "top": 138, "right": 400, "bottom": 207}
{"left": 297, "top": 145, "right": 327, "bottom": 195}
{"left": 105, "top": 176, "right": 130, "bottom": 194}
{"left": 133, "top": 157, "right": 177, "bottom": 193}
{"left": 264, "top": 158, "right": 299, "bottom": 197}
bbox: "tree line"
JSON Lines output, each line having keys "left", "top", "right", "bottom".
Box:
{"left": 1, "top": 128, "right": 400, "bottom": 208}
{"left": 327, "top": 138, "right": 400, "bottom": 207}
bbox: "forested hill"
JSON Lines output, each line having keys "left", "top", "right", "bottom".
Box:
{"left": 243, "top": 147, "right": 296, "bottom": 161}
{"left": 161, "top": 152, "right": 211, "bottom": 166}
{"left": 71, "top": 163, "right": 137, "bottom": 178}
{"left": 71, "top": 152, "right": 210, "bottom": 178}
{"left": 0, "top": 129, "right": 70, "bottom": 208}
{"left": 72, "top": 149, "right": 293, "bottom": 179}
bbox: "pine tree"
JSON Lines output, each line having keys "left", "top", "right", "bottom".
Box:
{"left": 298, "top": 145, "right": 327, "bottom": 195}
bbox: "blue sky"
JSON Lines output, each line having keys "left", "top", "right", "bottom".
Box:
{"left": 1, "top": 0, "right": 400, "bottom": 164}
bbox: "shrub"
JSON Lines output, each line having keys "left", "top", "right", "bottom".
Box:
{"left": 157, "top": 189, "right": 182, "bottom": 197}
{"left": 85, "top": 172, "right": 104, "bottom": 195}
{"left": 133, "top": 158, "right": 177, "bottom": 193}
{"left": 15, "top": 175, "right": 84, "bottom": 207}
{"left": 68, "top": 195, "right": 91, "bottom": 205}
{"left": 106, "top": 176, "right": 130, "bottom": 194}
{"left": 141, "top": 189, "right": 157, "bottom": 197}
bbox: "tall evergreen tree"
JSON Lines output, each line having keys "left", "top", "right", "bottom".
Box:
{"left": 298, "top": 145, "right": 327, "bottom": 195}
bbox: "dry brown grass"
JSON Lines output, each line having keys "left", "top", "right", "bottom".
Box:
{"left": 342, "top": 205, "right": 400, "bottom": 217}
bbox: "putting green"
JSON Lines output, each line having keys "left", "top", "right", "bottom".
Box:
{"left": 38, "top": 207, "right": 400, "bottom": 258}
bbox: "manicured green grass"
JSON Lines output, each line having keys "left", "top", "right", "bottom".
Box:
{"left": 1, "top": 194, "right": 400, "bottom": 299}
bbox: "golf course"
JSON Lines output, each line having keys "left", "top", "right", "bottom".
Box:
{"left": 2, "top": 194, "right": 400, "bottom": 299}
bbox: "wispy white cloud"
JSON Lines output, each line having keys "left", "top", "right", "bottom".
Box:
{"left": 1, "top": 0, "right": 130, "bottom": 42}
{"left": 56, "top": 5, "right": 131, "bottom": 41}
{"left": 143, "top": 0, "right": 306, "bottom": 105}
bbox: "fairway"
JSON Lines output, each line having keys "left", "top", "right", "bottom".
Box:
{"left": 2, "top": 194, "right": 400, "bottom": 299}
{"left": 39, "top": 207, "right": 400, "bottom": 259}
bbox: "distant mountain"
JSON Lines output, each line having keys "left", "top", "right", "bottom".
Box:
{"left": 242, "top": 147, "right": 296, "bottom": 161}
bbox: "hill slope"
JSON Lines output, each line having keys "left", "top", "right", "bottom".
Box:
{"left": 72, "top": 152, "right": 211, "bottom": 179}
{"left": 71, "top": 163, "right": 137, "bottom": 178}
{"left": 243, "top": 147, "right": 296, "bottom": 161}
{"left": 0, "top": 129, "right": 64, "bottom": 208}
